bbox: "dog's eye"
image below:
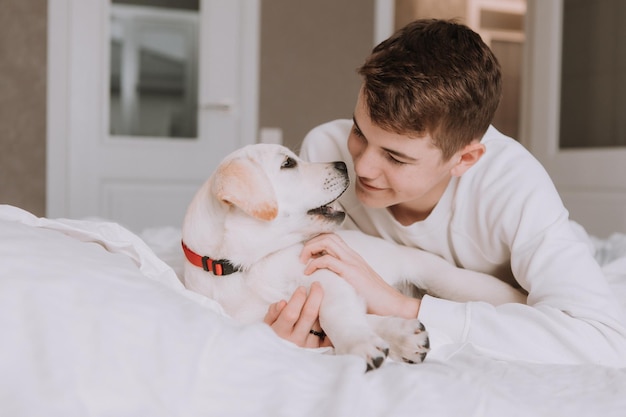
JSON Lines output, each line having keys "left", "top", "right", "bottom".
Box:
{"left": 281, "top": 157, "right": 297, "bottom": 169}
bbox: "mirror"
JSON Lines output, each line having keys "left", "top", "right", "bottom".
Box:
{"left": 109, "top": 0, "right": 199, "bottom": 138}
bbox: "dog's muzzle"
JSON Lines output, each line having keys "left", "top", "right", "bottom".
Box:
{"left": 306, "top": 161, "right": 349, "bottom": 223}
{"left": 307, "top": 201, "right": 345, "bottom": 223}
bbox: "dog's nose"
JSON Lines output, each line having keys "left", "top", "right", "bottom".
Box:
{"left": 334, "top": 161, "right": 347, "bottom": 173}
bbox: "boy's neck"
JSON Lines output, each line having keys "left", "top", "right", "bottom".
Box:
{"left": 388, "top": 204, "right": 432, "bottom": 225}
{"left": 387, "top": 175, "right": 453, "bottom": 226}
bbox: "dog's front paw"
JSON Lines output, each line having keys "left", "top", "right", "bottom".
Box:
{"left": 368, "top": 316, "right": 430, "bottom": 364}
{"left": 337, "top": 336, "right": 390, "bottom": 371}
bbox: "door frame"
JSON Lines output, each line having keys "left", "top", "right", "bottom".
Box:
{"left": 46, "top": 0, "right": 260, "bottom": 220}
{"left": 520, "top": 0, "right": 626, "bottom": 236}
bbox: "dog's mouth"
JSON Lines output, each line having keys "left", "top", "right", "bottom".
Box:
{"left": 307, "top": 199, "right": 346, "bottom": 222}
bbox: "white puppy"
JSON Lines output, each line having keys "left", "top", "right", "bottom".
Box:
{"left": 182, "top": 144, "right": 525, "bottom": 370}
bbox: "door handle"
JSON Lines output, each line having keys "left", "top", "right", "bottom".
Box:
{"left": 200, "top": 101, "right": 232, "bottom": 112}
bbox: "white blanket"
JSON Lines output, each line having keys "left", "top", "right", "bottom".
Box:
{"left": 2, "top": 204, "right": 626, "bottom": 417}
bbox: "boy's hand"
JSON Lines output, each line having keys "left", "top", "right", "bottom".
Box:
{"left": 263, "top": 281, "right": 332, "bottom": 348}
{"left": 300, "top": 233, "right": 420, "bottom": 319}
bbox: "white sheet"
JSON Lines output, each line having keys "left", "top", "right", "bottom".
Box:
{"left": 2, "top": 204, "right": 626, "bottom": 417}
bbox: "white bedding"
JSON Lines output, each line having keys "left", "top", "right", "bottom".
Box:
{"left": 2, "top": 204, "right": 626, "bottom": 416}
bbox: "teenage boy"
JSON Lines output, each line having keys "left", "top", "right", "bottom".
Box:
{"left": 264, "top": 19, "right": 626, "bottom": 366}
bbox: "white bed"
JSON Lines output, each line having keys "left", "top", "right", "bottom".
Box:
{"left": 2, "top": 204, "right": 626, "bottom": 416}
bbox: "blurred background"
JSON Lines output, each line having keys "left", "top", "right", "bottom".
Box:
{"left": 2, "top": 0, "right": 625, "bottom": 237}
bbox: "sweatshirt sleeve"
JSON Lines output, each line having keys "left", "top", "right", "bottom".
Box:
{"left": 419, "top": 289, "right": 626, "bottom": 366}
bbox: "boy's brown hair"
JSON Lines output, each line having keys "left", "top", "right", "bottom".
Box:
{"left": 358, "top": 19, "right": 502, "bottom": 161}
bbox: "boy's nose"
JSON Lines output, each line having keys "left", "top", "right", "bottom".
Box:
{"left": 354, "top": 148, "right": 379, "bottom": 179}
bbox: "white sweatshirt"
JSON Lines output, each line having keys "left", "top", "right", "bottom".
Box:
{"left": 301, "top": 119, "right": 626, "bottom": 367}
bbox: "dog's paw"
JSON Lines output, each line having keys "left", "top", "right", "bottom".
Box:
{"left": 339, "top": 336, "right": 390, "bottom": 371}
{"left": 369, "top": 316, "right": 429, "bottom": 364}
{"left": 390, "top": 318, "right": 430, "bottom": 364}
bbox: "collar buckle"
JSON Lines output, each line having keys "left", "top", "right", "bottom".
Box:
{"left": 201, "top": 256, "right": 238, "bottom": 276}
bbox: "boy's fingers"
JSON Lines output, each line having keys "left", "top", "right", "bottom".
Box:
{"left": 292, "top": 282, "right": 324, "bottom": 337}
{"left": 263, "top": 299, "right": 287, "bottom": 325}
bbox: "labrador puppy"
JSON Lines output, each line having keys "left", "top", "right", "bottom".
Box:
{"left": 182, "top": 144, "right": 524, "bottom": 370}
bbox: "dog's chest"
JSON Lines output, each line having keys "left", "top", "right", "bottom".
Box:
{"left": 244, "top": 247, "right": 307, "bottom": 301}
{"left": 185, "top": 245, "right": 308, "bottom": 324}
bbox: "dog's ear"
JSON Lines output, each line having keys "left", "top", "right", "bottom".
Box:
{"left": 212, "top": 157, "right": 278, "bottom": 221}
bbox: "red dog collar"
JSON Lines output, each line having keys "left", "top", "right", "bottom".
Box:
{"left": 181, "top": 241, "right": 239, "bottom": 276}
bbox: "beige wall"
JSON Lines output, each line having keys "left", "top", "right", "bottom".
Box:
{"left": 0, "top": 0, "right": 47, "bottom": 216}
{"left": 259, "top": 0, "right": 374, "bottom": 152}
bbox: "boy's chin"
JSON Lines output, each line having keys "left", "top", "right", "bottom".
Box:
{"left": 355, "top": 188, "right": 392, "bottom": 209}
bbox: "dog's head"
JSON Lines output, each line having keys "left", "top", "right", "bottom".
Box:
{"left": 183, "top": 144, "right": 349, "bottom": 267}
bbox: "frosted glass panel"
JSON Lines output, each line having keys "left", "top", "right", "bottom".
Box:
{"left": 109, "top": 1, "right": 199, "bottom": 138}
{"left": 560, "top": 0, "right": 626, "bottom": 148}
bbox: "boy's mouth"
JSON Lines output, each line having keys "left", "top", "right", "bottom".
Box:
{"left": 357, "top": 177, "right": 385, "bottom": 192}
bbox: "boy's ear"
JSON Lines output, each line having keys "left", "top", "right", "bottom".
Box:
{"left": 450, "top": 142, "right": 486, "bottom": 177}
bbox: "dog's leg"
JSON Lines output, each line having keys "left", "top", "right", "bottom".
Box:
{"left": 312, "top": 272, "right": 390, "bottom": 371}
{"left": 397, "top": 250, "right": 527, "bottom": 305}
{"left": 367, "top": 315, "right": 430, "bottom": 364}
{"left": 338, "top": 230, "right": 526, "bottom": 305}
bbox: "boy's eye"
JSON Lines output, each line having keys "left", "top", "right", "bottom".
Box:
{"left": 281, "top": 156, "right": 297, "bottom": 169}
{"left": 386, "top": 153, "right": 406, "bottom": 165}
{"left": 352, "top": 125, "right": 365, "bottom": 138}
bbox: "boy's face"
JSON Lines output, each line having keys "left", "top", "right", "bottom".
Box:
{"left": 348, "top": 91, "right": 461, "bottom": 223}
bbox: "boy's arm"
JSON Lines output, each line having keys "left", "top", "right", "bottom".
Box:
{"left": 420, "top": 214, "right": 626, "bottom": 367}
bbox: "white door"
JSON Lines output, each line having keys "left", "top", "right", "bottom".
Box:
{"left": 521, "top": 0, "right": 626, "bottom": 237}
{"left": 47, "top": 0, "right": 259, "bottom": 232}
